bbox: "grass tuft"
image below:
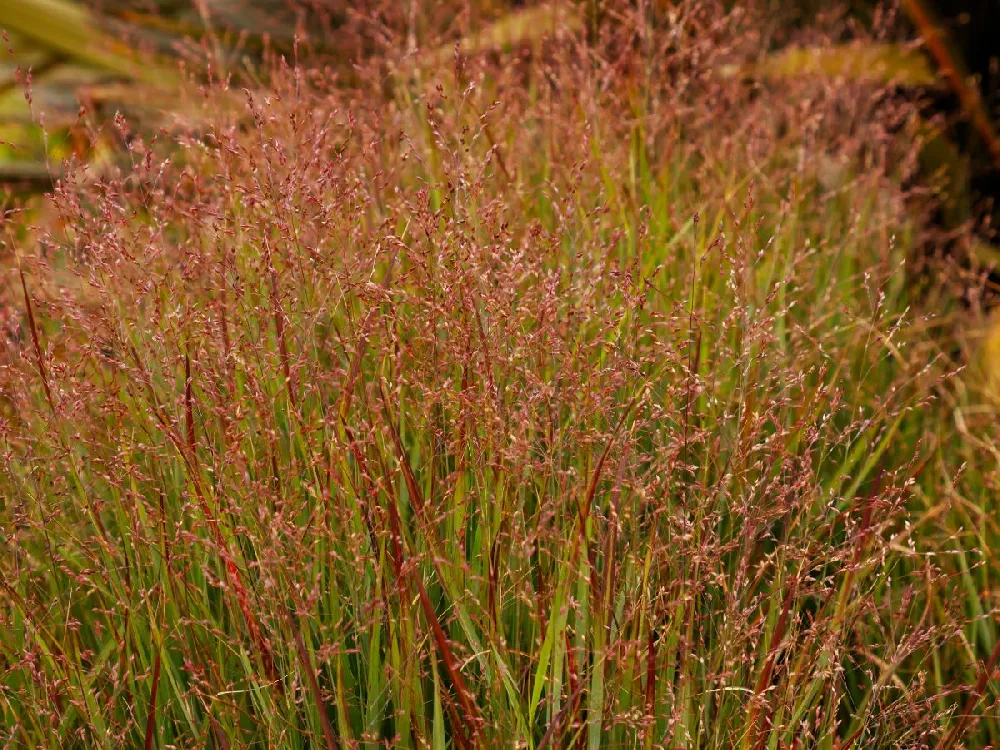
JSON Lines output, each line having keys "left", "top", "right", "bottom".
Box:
{"left": 1, "top": 1, "right": 998, "bottom": 747}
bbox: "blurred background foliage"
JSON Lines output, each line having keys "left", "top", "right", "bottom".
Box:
{"left": 0, "top": 0, "right": 323, "bottom": 191}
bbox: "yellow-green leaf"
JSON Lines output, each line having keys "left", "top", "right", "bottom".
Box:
{"left": 978, "top": 311, "right": 1000, "bottom": 403}
{"left": 725, "top": 42, "right": 940, "bottom": 89}
{"left": 0, "top": 0, "right": 139, "bottom": 78}
{"left": 427, "top": 2, "right": 584, "bottom": 67}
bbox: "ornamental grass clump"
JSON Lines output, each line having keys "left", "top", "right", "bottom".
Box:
{"left": 0, "top": 2, "right": 994, "bottom": 746}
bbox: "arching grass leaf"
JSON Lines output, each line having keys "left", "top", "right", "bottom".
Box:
{"left": 724, "top": 41, "right": 940, "bottom": 88}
